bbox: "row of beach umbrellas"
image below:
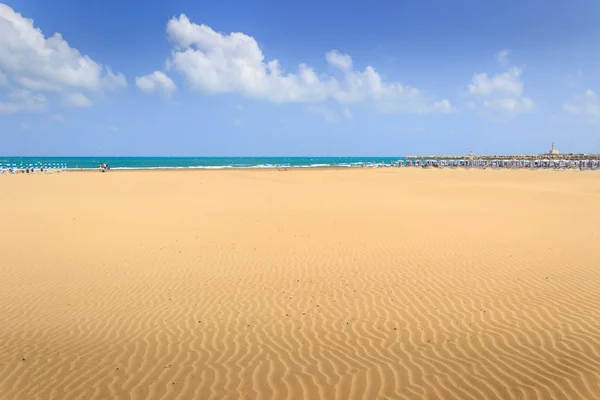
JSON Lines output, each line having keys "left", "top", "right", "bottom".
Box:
{"left": 397, "top": 159, "right": 600, "bottom": 169}
{"left": 0, "top": 162, "right": 68, "bottom": 173}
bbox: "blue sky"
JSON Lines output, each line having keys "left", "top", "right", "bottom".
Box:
{"left": 1, "top": 0, "right": 599, "bottom": 156}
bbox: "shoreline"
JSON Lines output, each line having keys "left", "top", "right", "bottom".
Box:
{"left": 4, "top": 155, "right": 600, "bottom": 172}
{"left": 4, "top": 167, "right": 597, "bottom": 174}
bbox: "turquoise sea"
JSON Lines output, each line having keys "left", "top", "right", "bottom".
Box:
{"left": 0, "top": 157, "right": 407, "bottom": 170}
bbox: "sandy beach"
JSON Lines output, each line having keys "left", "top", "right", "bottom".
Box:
{"left": 1, "top": 168, "right": 600, "bottom": 399}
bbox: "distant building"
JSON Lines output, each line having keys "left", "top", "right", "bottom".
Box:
{"left": 549, "top": 143, "right": 560, "bottom": 155}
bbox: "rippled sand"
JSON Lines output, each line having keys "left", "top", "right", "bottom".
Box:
{"left": 1, "top": 169, "right": 600, "bottom": 399}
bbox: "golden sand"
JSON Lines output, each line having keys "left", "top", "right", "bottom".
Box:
{"left": 1, "top": 169, "right": 600, "bottom": 399}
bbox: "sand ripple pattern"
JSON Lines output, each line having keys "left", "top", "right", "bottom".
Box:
{"left": 1, "top": 169, "right": 600, "bottom": 399}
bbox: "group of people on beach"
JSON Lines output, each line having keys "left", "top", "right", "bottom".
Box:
{"left": 99, "top": 163, "right": 110, "bottom": 172}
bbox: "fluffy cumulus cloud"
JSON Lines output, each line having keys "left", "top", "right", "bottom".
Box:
{"left": 147, "top": 14, "right": 450, "bottom": 114}
{"left": 64, "top": 92, "right": 92, "bottom": 108}
{"left": 0, "top": 4, "right": 126, "bottom": 112}
{"left": 0, "top": 89, "right": 46, "bottom": 114}
{"left": 325, "top": 50, "right": 353, "bottom": 71}
{"left": 563, "top": 89, "right": 599, "bottom": 117}
{"left": 468, "top": 67, "right": 523, "bottom": 98}
{"left": 464, "top": 62, "right": 534, "bottom": 115}
{"left": 136, "top": 71, "right": 176, "bottom": 95}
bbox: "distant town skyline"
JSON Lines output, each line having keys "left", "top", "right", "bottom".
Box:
{"left": 1, "top": 0, "right": 599, "bottom": 156}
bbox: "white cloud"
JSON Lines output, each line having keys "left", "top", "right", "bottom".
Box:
{"left": 101, "top": 68, "right": 127, "bottom": 91}
{"left": 464, "top": 65, "right": 534, "bottom": 115}
{"left": 233, "top": 118, "right": 243, "bottom": 127}
{"left": 0, "top": 4, "right": 126, "bottom": 110}
{"left": 0, "top": 89, "right": 46, "bottom": 113}
{"left": 497, "top": 49, "right": 510, "bottom": 67}
{"left": 64, "top": 92, "right": 92, "bottom": 108}
{"left": 0, "top": 69, "right": 6, "bottom": 86}
{"left": 135, "top": 71, "right": 176, "bottom": 95}
{"left": 327, "top": 60, "right": 451, "bottom": 114}
{"left": 467, "top": 67, "right": 523, "bottom": 97}
{"left": 343, "top": 107, "right": 352, "bottom": 119}
{"left": 235, "top": 104, "right": 243, "bottom": 110}
{"left": 108, "top": 126, "right": 120, "bottom": 133}
{"left": 326, "top": 50, "right": 352, "bottom": 71}
{"left": 308, "top": 105, "right": 338, "bottom": 122}
{"left": 20, "top": 122, "right": 31, "bottom": 130}
{"left": 483, "top": 97, "right": 534, "bottom": 113}
{"left": 159, "top": 14, "right": 450, "bottom": 114}
{"left": 432, "top": 99, "right": 452, "bottom": 113}
{"left": 563, "top": 89, "right": 599, "bottom": 117}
